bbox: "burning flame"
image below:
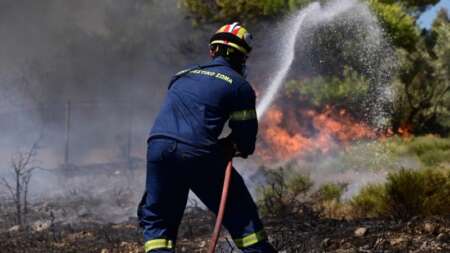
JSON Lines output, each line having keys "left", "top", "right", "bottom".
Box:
{"left": 258, "top": 105, "right": 377, "bottom": 162}
{"left": 398, "top": 123, "right": 412, "bottom": 138}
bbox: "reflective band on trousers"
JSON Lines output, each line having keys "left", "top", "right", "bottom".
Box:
{"left": 230, "top": 109, "right": 257, "bottom": 121}
{"left": 234, "top": 230, "right": 267, "bottom": 248}
{"left": 144, "top": 239, "right": 174, "bottom": 252}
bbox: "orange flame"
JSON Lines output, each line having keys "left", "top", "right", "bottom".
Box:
{"left": 398, "top": 123, "right": 412, "bottom": 138}
{"left": 258, "top": 105, "right": 377, "bottom": 162}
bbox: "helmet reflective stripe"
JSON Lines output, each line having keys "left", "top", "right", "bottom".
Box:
{"left": 232, "top": 26, "right": 240, "bottom": 35}
{"left": 223, "top": 24, "right": 231, "bottom": 32}
{"left": 237, "top": 27, "right": 248, "bottom": 37}
{"left": 210, "top": 22, "right": 252, "bottom": 55}
{"left": 228, "top": 22, "right": 239, "bottom": 32}
{"left": 218, "top": 24, "right": 230, "bottom": 33}
{"left": 210, "top": 40, "right": 249, "bottom": 54}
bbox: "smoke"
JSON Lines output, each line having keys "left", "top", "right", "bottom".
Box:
{"left": 0, "top": 0, "right": 208, "bottom": 166}
{"left": 0, "top": 0, "right": 217, "bottom": 222}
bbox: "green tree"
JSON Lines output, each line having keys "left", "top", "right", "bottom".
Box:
{"left": 180, "top": 0, "right": 314, "bottom": 22}
{"left": 392, "top": 9, "right": 450, "bottom": 134}
{"left": 368, "top": 0, "right": 420, "bottom": 51}
{"left": 285, "top": 67, "right": 370, "bottom": 117}
{"left": 179, "top": 0, "right": 437, "bottom": 52}
{"left": 431, "top": 10, "right": 450, "bottom": 131}
{"left": 392, "top": 0, "right": 439, "bottom": 16}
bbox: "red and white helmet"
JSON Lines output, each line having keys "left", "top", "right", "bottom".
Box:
{"left": 209, "top": 22, "right": 253, "bottom": 55}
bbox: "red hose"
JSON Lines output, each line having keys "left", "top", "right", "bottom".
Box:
{"left": 208, "top": 160, "right": 233, "bottom": 253}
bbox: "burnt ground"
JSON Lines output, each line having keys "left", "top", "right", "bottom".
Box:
{"left": 0, "top": 207, "right": 448, "bottom": 253}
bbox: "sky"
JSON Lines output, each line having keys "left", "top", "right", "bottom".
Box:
{"left": 418, "top": 0, "right": 450, "bottom": 28}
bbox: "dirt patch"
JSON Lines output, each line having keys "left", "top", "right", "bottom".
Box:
{"left": 0, "top": 207, "right": 448, "bottom": 253}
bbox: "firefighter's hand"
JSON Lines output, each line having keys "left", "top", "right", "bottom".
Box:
{"left": 218, "top": 137, "right": 237, "bottom": 161}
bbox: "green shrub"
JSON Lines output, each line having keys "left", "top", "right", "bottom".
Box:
{"left": 418, "top": 149, "right": 450, "bottom": 167}
{"left": 351, "top": 168, "right": 450, "bottom": 218}
{"left": 312, "top": 183, "right": 348, "bottom": 218}
{"left": 407, "top": 135, "right": 450, "bottom": 155}
{"left": 256, "top": 168, "right": 290, "bottom": 216}
{"left": 381, "top": 135, "right": 450, "bottom": 167}
{"left": 406, "top": 135, "right": 450, "bottom": 166}
{"left": 351, "top": 184, "right": 387, "bottom": 218}
{"left": 316, "top": 183, "right": 345, "bottom": 202}
{"left": 257, "top": 168, "right": 312, "bottom": 216}
{"left": 257, "top": 186, "right": 286, "bottom": 216}
{"left": 286, "top": 173, "right": 314, "bottom": 197}
{"left": 384, "top": 169, "right": 427, "bottom": 218}
{"left": 421, "top": 168, "right": 450, "bottom": 216}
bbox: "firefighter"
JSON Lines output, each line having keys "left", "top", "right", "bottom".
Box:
{"left": 138, "top": 22, "right": 276, "bottom": 253}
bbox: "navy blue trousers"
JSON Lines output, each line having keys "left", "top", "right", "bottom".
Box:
{"left": 137, "top": 138, "right": 276, "bottom": 253}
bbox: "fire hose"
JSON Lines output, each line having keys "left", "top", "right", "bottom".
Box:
{"left": 207, "top": 160, "right": 233, "bottom": 253}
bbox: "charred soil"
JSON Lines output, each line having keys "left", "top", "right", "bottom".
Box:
{"left": 0, "top": 206, "right": 448, "bottom": 253}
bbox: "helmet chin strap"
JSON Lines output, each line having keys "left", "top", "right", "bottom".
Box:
{"left": 209, "top": 46, "right": 219, "bottom": 58}
{"left": 241, "top": 64, "right": 248, "bottom": 78}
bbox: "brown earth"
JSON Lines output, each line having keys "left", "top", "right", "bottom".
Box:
{"left": 0, "top": 207, "right": 448, "bottom": 253}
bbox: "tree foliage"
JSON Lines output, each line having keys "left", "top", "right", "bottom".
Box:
{"left": 180, "top": 0, "right": 314, "bottom": 22}
{"left": 388, "top": 0, "right": 439, "bottom": 15}
{"left": 368, "top": 0, "right": 420, "bottom": 51}
{"left": 179, "top": 0, "right": 434, "bottom": 52}
{"left": 180, "top": 0, "right": 438, "bottom": 22}
{"left": 285, "top": 67, "right": 369, "bottom": 115}
{"left": 393, "top": 10, "right": 450, "bottom": 134}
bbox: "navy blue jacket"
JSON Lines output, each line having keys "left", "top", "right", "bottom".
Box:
{"left": 149, "top": 57, "right": 258, "bottom": 156}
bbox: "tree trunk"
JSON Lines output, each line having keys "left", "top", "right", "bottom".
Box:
{"left": 15, "top": 170, "right": 22, "bottom": 226}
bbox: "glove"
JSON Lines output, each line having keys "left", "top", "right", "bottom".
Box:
{"left": 218, "top": 137, "right": 237, "bottom": 161}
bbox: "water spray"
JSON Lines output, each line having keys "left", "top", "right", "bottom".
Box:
{"left": 253, "top": 0, "right": 395, "bottom": 201}
{"left": 256, "top": 2, "right": 320, "bottom": 120}
{"left": 255, "top": 0, "right": 386, "bottom": 122}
